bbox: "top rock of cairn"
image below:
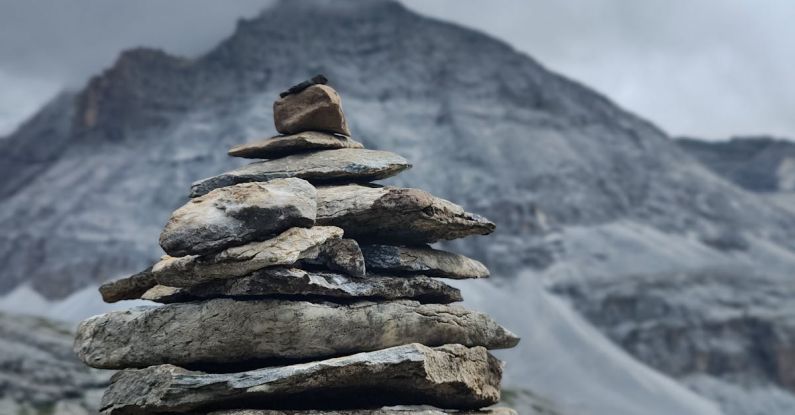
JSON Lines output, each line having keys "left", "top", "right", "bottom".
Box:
{"left": 78, "top": 76, "right": 518, "bottom": 415}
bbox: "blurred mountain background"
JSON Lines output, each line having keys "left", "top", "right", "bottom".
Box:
{"left": 1, "top": 1, "right": 794, "bottom": 414}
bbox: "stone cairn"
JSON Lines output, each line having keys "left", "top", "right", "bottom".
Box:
{"left": 75, "top": 76, "right": 520, "bottom": 415}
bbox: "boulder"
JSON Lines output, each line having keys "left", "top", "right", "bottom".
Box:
{"left": 362, "top": 245, "right": 489, "bottom": 279}
{"left": 140, "top": 267, "right": 462, "bottom": 304}
{"left": 160, "top": 178, "right": 316, "bottom": 257}
{"left": 316, "top": 185, "right": 496, "bottom": 244}
{"left": 153, "top": 227, "right": 364, "bottom": 288}
{"left": 228, "top": 131, "right": 363, "bottom": 159}
{"left": 273, "top": 84, "right": 351, "bottom": 136}
{"left": 191, "top": 149, "right": 410, "bottom": 197}
{"left": 99, "top": 344, "right": 502, "bottom": 414}
{"left": 99, "top": 267, "right": 156, "bottom": 303}
{"left": 209, "top": 410, "right": 516, "bottom": 415}
{"left": 74, "top": 299, "right": 519, "bottom": 369}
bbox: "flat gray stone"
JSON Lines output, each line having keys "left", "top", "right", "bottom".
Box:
{"left": 99, "top": 267, "right": 155, "bottom": 303}
{"left": 74, "top": 299, "right": 519, "bottom": 369}
{"left": 140, "top": 267, "right": 462, "bottom": 304}
{"left": 191, "top": 149, "right": 410, "bottom": 197}
{"left": 160, "top": 178, "right": 316, "bottom": 257}
{"left": 362, "top": 245, "right": 489, "bottom": 279}
{"left": 99, "top": 344, "right": 502, "bottom": 414}
{"left": 153, "top": 226, "right": 364, "bottom": 288}
{"left": 273, "top": 84, "right": 351, "bottom": 136}
{"left": 228, "top": 131, "right": 363, "bottom": 159}
{"left": 209, "top": 409, "right": 516, "bottom": 415}
{"left": 317, "top": 185, "right": 495, "bottom": 244}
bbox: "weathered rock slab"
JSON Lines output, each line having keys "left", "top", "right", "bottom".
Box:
{"left": 273, "top": 84, "right": 351, "bottom": 136}
{"left": 362, "top": 245, "right": 489, "bottom": 279}
{"left": 317, "top": 185, "right": 495, "bottom": 244}
{"left": 99, "top": 344, "right": 502, "bottom": 414}
{"left": 153, "top": 226, "right": 364, "bottom": 288}
{"left": 209, "top": 409, "right": 516, "bottom": 415}
{"left": 160, "top": 178, "right": 316, "bottom": 257}
{"left": 74, "top": 299, "right": 519, "bottom": 369}
{"left": 191, "top": 149, "right": 410, "bottom": 197}
{"left": 99, "top": 267, "right": 155, "bottom": 303}
{"left": 229, "top": 131, "right": 363, "bottom": 159}
{"left": 299, "top": 238, "right": 365, "bottom": 277}
{"left": 141, "top": 267, "right": 462, "bottom": 304}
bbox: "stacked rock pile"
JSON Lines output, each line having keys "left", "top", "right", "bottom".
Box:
{"left": 75, "top": 76, "right": 519, "bottom": 415}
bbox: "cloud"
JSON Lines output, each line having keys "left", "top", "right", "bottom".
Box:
{"left": 0, "top": 70, "right": 60, "bottom": 135}
{"left": 0, "top": 0, "right": 274, "bottom": 135}
{"left": 0, "top": 0, "right": 273, "bottom": 84}
{"left": 0, "top": 0, "right": 793, "bottom": 139}
{"left": 402, "top": 0, "right": 795, "bottom": 139}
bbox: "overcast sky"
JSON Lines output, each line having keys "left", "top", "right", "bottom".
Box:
{"left": 0, "top": 0, "right": 793, "bottom": 140}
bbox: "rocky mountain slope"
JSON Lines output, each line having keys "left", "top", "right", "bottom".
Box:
{"left": 2, "top": 0, "right": 795, "bottom": 414}
{"left": 0, "top": 311, "right": 107, "bottom": 415}
{"left": 678, "top": 136, "right": 795, "bottom": 192}
{"left": 678, "top": 136, "right": 795, "bottom": 219}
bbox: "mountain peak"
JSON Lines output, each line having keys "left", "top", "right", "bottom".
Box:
{"left": 271, "top": 0, "right": 396, "bottom": 11}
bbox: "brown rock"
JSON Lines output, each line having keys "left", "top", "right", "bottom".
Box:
{"left": 98, "top": 267, "right": 156, "bottom": 303}
{"left": 274, "top": 84, "right": 351, "bottom": 136}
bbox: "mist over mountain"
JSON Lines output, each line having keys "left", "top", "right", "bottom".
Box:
{"left": 2, "top": 1, "right": 795, "bottom": 414}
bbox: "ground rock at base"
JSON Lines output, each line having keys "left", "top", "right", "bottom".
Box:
{"left": 208, "top": 409, "right": 517, "bottom": 415}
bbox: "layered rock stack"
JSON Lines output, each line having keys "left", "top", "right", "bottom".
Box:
{"left": 75, "top": 76, "right": 519, "bottom": 415}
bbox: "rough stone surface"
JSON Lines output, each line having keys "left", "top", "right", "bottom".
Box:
{"left": 299, "top": 238, "right": 366, "bottom": 276}
{"left": 362, "top": 245, "right": 489, "bottom": 279}
{"left": 274, "top": 84, "right": 351, "bottom": 136}
{"left": 209, "top": 409, "right": 516, "bottom": 415}
{"left": 316, "top": 185, "right": 495, "bottom": 244}
{"left": 74, "top": 299, "right": 519, "bottom": 369}
{"left": 99, "top": 266, "right": 156, "bottom": 303}
{"left": 140, "top": 267, "right": 462, "bottom": 304}
{"left": 99, "top": 344, "right": 502, "bottom": 414}
{"left": 229, "top": 131, "right": 363, "bottom": 159}
{"left": 152, "top": 226, "right": 363, "bottom": 287}
{"left": 160, "top": 178, "right": 316, "bottom": 257}
{"left": 191, "top": 149, "right": 410, "bottom": 197}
